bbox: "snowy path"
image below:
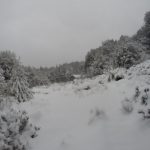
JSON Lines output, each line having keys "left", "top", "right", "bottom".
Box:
{"left": 22, "top": 80, "right": 150, "bottom": 150}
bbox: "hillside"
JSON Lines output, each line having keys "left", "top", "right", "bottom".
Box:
{"left": 21, "top": 60, "right": 150, "bottom": 150}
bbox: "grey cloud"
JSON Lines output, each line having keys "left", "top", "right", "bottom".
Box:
{"left": 0, "top": 0, "right": 150, "bottom": 67}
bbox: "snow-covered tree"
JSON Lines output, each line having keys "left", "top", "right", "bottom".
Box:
{"left": 0, "top": 51, "right": 33, "bottom": 102}
{"left": 114, "top": 36, "right": 146, "bottom": 68}
{"left": 133, "top": 11, "right": 150, "bottom": 53}
{"left": 9, "top": 67, "right": 33, "bottom": 102}
{"left": 0, "top": 51, "right": 19, "bottom": 81}
{"left": 84, "top": 39, "right": 117, "bottom": 76}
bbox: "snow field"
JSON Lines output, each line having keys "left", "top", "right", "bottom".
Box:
{"left": 21, "top": 60, "right": 150, "bottom": 150}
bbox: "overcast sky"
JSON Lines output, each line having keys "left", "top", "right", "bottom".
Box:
{"left": 0, "top": 0, "right": 150, "bottom": 67}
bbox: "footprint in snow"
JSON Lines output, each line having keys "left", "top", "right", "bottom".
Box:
{"left": 88, "top": 107, "right": 106, "bottom": 125}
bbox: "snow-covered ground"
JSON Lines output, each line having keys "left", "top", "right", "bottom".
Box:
{"left": 22, "top": 60, "right": 150, "bottom": 150}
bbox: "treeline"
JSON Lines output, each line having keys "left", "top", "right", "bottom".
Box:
{"left": 84, "top": 11, "right": 150, "bottom": 77}
{"left": 24, "top": 61, "right": 85, "bottom": 87}
{"left": 25, "top": 11, "right": 150, "bottom": 87}
{"left": 0, "top": 51, "right": 85, "bottom": 89}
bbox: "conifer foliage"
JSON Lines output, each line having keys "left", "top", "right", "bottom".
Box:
{"left": 0, "top": 51, "right": 33, "bottom": 102}
{"left": 9, "top": 67, "right": 33, "bottom": 102}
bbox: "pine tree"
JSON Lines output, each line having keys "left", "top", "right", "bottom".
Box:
{"left": 9, "top": 67, "right": 33, "bottom": 102}
{"left": 114, "top": 36, "right": 146, "bottom": 68}
{"left": 0, "top": 51, "right": 19, "bottom": 81}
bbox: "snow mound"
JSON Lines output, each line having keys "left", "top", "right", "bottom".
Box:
{"left": 127, "top": 60, "right": 150, "bottom": 77}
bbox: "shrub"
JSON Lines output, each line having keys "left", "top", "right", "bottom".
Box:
{"left": 140, "top": 88, "right": 149, "bottom": 105}
{"left": 108, "top": 68, "right": 125, "bottom": 82}
{"left": 133, "top": 86, "right": 140, "bottom": 102}
{"left": 115, "top": 75, "right": 124, "bottom": 81}
{"left": 0, "top": 97, "right": 39, "bottom": 150}
{"left": 138, "top": 109, "right": 150, "bottom": 119}
{"left": 132, "top": 87, "right": 150, "bottom": 119}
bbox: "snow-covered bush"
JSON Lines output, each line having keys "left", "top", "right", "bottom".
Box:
{"left": 127, "top": 60, "right": 150, "bottom": 76}
{"left": 0, "top": 97, "right": 39, "bottom": 150}
{"left": 133, "top": 87, "right": 141, "bottom": 102}
{"left": 137, "top": 88, "right": 150, "bottom": 119}
{"left": 127, "top": 87, "right": 150, "bottom": 119}
{"left": 140, "top": 88, "right": 149, "bottom": 105}
{"left": 108, "top": 68, "right": 126, "bottom": 82}
{"left": 120, "top": 85, "right": 150, "bottom": 119}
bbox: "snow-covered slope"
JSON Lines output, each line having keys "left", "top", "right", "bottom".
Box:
{"left": 22, "top": 60, "right": 150, "bottom": 150}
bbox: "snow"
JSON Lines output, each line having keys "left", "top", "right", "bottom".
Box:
{"left": 21, "top": 60, "right": 150, "bottom": 150}
{"left": 0, "top": 97, "right": 39, "bottom": 150}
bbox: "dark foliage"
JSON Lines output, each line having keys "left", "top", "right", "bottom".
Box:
{"left": 24, "top": 61, "right": 85, "bottom": 87}
{"left": 133, "top": 11, "right": 150, "bottom": 53}
{"left": 84, "top": 11, "right": 150, "bottom": 76}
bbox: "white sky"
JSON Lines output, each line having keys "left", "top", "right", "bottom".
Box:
{"left": 0, "top": 0, "right": 150, "bottom": 67}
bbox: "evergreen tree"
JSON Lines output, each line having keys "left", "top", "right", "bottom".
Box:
{"left": 114, "top": 36, "right": 146, "bottom": 68}
{"left": 9, "top": 67, "right": 33, "bottom": 102}
{"left": 0, "top": 51, "right": 19, "bottom": 81}
{"left": 134, "top": 11, "right": 150, "bottom": 52}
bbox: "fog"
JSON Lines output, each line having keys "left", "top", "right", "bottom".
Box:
{"left": 0, "top": 0, "right": 150, "bottom": 67}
